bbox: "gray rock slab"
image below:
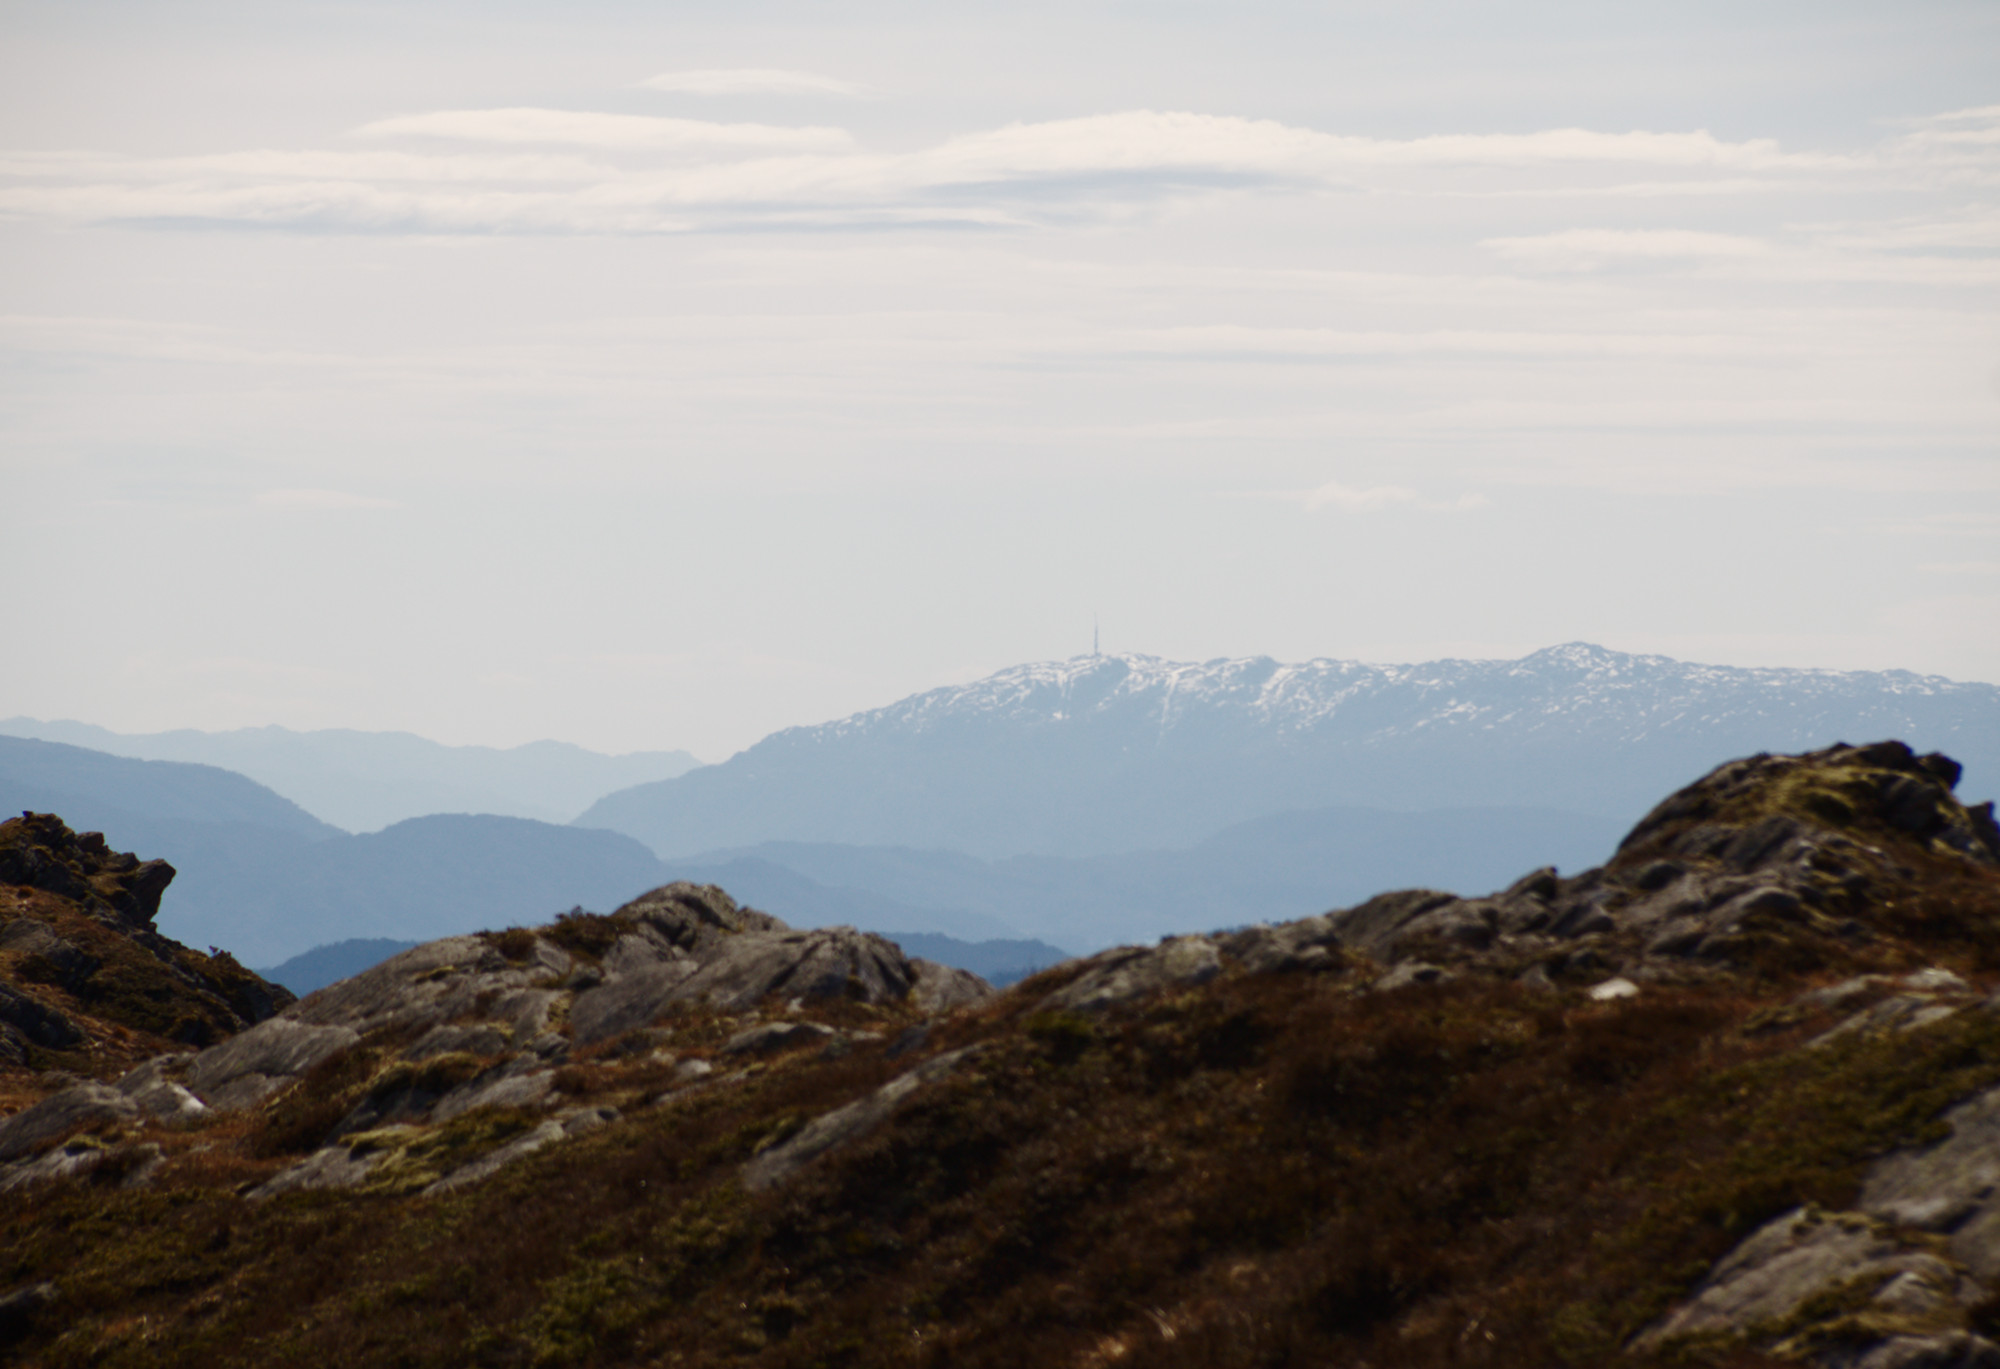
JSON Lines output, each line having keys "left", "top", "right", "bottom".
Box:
{"left": 113, "top": 1053, "right": 208, "bottom": 1121}
{"left": 187, "top": 1017, "right": 360, "bottom": 1111}
{"left": 909, "top": 958, "right": 991, "bottom": 1013}
{"left": 0, "top": 1138, "right": 106, "bottom": 1192}
{"left": 667, "top": 928, "right": 919, "bottom": 1013}
{"left": 405, "top": 1024, "right": 513, "bottom": 1061}
{"left": 423, "top": 1107, "right": 617, "bottom": 1195}
{"left": 123, "top": 1076, "right": 207, "bottom": 1124}
{"left": 1038, "top": 937, "right": 1222, "bottom": 1015}
{"left": 743, "top": 1047, "right": 977, "bottom": 1192}
{"left": 1864, "top": 1086, "right": 2000, "bottom": 1280}
{"left": 1812, "top": 996, "right": 1963, "bottom": 1051}
{"left": 287, "top": 935, "right": 566, "bottom": 1038}
{"left": 0, "top": 1081, "right": 139, "bottom": 1161}
{"left": 722, "top": 1021, "right": 839, "bottom": 1057}
{"left": 1217, "top": 916, "right": 1340, "bottom": 975}
{"left": 1634, "top": 1207, "right": 1974, "bottom": 1352}
{"left": 569, "top": 960, "right": 700, "bottom": 1045}
{"left": 431, "top": 1066, "right": 555, "bottom": 1123}
{"left": 1375, "top": 961, "right": 1452, "bottom": 992}
{"left": 247, "top": 1140, "right": 383, "bottom": 1199}
{"left": 600, "top": 926, "right": 687, "bottom": 978}
{"left": 1324, "top": 889, "right": 1464, "bottom": 960}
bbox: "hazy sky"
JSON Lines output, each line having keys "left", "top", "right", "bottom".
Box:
{"left": 3, "top": 0, "right": 1996, "bottom": 759}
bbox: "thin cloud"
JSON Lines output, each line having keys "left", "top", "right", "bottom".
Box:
{"left": 639, "top": 69, "right": 872, "bottom": 97}
{"left": 351, "top": 108, "right": 852, "bottom": 153}
{"left": 2, "top": 106, "right": 1988, "bottom": 236}
{"left": 255, "top": 489, "right": 402, "bottom": 511}
{"left": 1482, "top": 228, "right": 1771, "bottom": 268}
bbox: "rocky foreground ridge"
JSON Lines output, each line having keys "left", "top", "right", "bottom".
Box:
{"left": 4, "top": 742, "right": 2000, "bottom": 1367}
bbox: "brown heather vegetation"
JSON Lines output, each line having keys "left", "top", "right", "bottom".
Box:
{"left": 6, "top": 747, "right": 2000, "bottom": 1367}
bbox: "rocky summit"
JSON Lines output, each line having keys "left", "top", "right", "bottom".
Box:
{"left": 5, "top": 742, "right": 2000, "bottom": 1367}
{"left": 0, "top": 812, "right": 290, "bottom": 1073}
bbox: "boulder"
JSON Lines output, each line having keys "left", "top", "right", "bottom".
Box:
{"left": 114, "top": 1053, "right": 208, "bottom": 1122}
{"left": 910, "top": 958, "right": 992, "bottom": 1013}
{"left": 186, "top": 1017, "right": 360, "bottom": 1111}
{"left": 1863, "top": 1086, "right": 2000, "bottom": 1281}
{"left": 1634, "top": 1207, "right": 1984, "bottom": 1355}
{"left": 0, "top": 1081, "right": 138, "bottom": 1161}
{"left": 617, "top": 883, "right": 787, "bottom": 952}
{"left": 1038, "top": 937, "right": 1221, "bottom": 1014}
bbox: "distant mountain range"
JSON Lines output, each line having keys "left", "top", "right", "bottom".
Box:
{"left": 577, "top": 644, "right": 2000, "bottom": 859}
{"left": 0, "top": 738, "right": 670, "bottom": 964}
{"left": 0, "top": 719, "right": 700, "bottom": 832}
{"left": 0, "top": 734, "right": 339, "bottom": 842}
{"left": 10, "top": 642, "right": 1997, "bottom": 971}
{"left": 0, "top": 733, "right": 1623, "bottom": 964}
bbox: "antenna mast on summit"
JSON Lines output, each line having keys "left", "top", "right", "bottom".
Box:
{"left": 1093, "top": 613, "right": 1100, "bottom": 658}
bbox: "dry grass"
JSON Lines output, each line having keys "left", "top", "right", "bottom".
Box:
{"left": 10, "top": 951, "right": 2000, "bottom": 1368}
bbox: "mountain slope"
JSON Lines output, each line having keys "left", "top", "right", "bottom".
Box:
{"left": 579, "top": 643, "right": 2000, "bottom": 858}
{"left": 0, "top": 736, "right": 341, "bottom": 841}
{"left": 685, "top": 803, "right": 1629, "bottom": 952}
{"left": 0, "top": 720, "right": 701, "bottom": 832}
{"left": 153, "top": 814, "right": 677, "bottom": 966}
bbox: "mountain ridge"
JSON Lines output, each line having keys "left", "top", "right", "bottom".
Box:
{"left": 0, "top": 720, "right": 701, "bottom": 833}
{"left": 580, "top": 643, "right": 2000, "bottom": 858}
{"left": 0, "top": 736, "right": 341, "bottom": 843}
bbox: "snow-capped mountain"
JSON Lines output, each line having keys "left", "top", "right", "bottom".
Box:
{"left": 579, "top": 644, "right": 2000, "bottom": 859}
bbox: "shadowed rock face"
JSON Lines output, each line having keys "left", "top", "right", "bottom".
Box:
{"left": 0, "top": 813, "right": 291, "bottom": 1066}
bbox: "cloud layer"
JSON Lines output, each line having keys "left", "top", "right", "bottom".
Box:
{"left": 7, "top": 105, "right": 1991, "bottom": 240}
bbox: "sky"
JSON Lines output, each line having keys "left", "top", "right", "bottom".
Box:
{"left": 2, "top": 0, "right": 1996, "bottom": 760}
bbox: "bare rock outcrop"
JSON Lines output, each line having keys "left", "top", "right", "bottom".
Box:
{"left": 0, "top": 813, "right": 292, "bottom": 1063}
{"left": 743, "top": 1047, "right": 979, "bottom": 1191}
{"left": 1637, "top": 992, "right": 2000, "bottom": 1365}
{"left": 0, "top": 1079, "right": 138, "bottom": 1162}
{"left": 1162, "top": 741, "right": 2000, "bottom": 1000}
{"left": 132, "top": 881, "right": 996, "bottom": 1196}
